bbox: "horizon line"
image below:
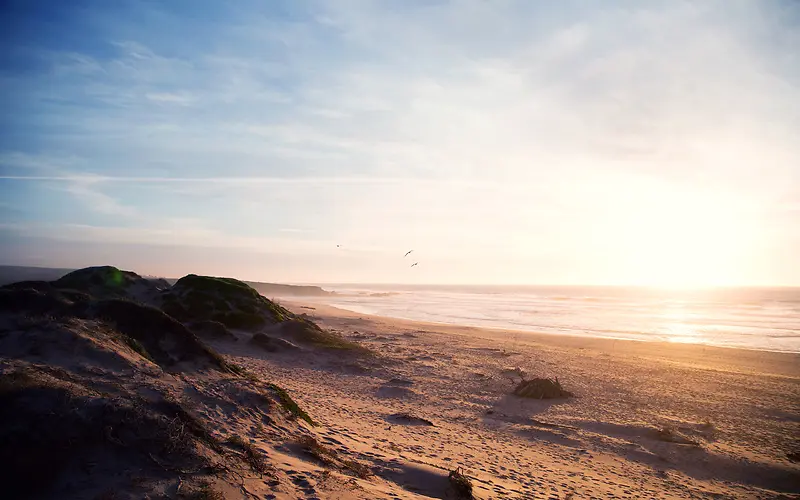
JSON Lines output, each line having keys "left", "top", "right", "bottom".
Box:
{"left": 2, "top": 265, "right": 797, "bottom": 289}
{"left": 300, "top": 282, "right": 800, "bottom": 290}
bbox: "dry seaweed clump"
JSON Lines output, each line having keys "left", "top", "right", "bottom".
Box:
{"left": 225, "top": 435, "right": 269, "bottom": 475}
{"left": 653, "top": 426, "right": 701, "bottom": 446}
{"left": 513, "top": 377, "right": 573, "bottom": 399}
{"left": 296, "top": 435, "right": 371, "bottom": 478}
{"left": 387, "top": 412, "right": 435, "bottom": 426}
{"left": 448, "top": 467, "right": 475, "bottom": 499}
{"left": 179, "top": 481, "right": 224, "bottom": 500}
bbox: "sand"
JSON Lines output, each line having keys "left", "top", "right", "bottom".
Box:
{"left": 4, "top": 287, "right": 799, "bottom": 499}
{"left": 206, "top": 301, "right": 800, "bottom": 499}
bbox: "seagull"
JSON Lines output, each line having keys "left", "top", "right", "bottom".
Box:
{"left": 410, "top": 262, "right": 418, "bottom": 268}
{"left": 404, "top": 250, "right": 413, "bottom": 258}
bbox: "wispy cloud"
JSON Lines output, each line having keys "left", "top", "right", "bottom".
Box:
{"left": 1, "top": 0, "right": 798, "bottom": 284}
{"left": 0, "top": 175, "right": 487, "bottom": 185}
{"left": 60, "top": 178, "right": 139, "bottom": 217}
{"left": 145, "top": 92, "right": 195, "bottom": 105}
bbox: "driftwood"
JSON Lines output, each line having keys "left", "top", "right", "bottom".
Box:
{"left": 388, "top": 412, "right": 435, "bottom": 426}
{"left": 528, "top": 418, "right": 579, "bottom": 430}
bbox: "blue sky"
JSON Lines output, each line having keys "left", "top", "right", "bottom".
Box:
{"left": 1, "top": 0, "right": 798, "bottom": 285}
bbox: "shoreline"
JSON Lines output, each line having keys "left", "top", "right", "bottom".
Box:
{"left": 268, "top": 299, "right": 800, "bottom": 498}
{"left": 287, "top": 292, "right": 800, "bottom": 354}
{"left": 319, "top": 301, "right": 800, "bottom": 354}
{"left": 285, "top": 300, "right": 800, "bottom": 378}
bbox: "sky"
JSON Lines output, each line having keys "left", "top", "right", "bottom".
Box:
{"left": 0, "top": 0, "right": 798, "bottom": 286}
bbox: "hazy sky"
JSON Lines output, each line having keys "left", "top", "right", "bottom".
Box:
{"left": 1, "top": 0, "right": 798, "bottom": 286}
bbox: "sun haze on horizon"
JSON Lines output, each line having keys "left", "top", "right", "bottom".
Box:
{"left": 0, "top": 1, "right": 798, "bottom": 288}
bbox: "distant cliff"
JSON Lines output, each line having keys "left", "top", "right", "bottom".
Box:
{"left": 244, "top": 281, "right": 333, "bottom": 297}
{"left": 163, "top": 278, "right": 332, "bottom": 297}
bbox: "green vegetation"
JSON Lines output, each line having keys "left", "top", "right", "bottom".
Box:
{"left": 95, "top": 298, "right": 230, "bottom": 371}
{"left": 297, "top": 434, "right": 337, "bottom": 466}
{"left": 184, "top": 291, "right": 215, "bottom": 315}
{"left": 261, "top": 299, "right": 290, "bottom": 323}
{"left": 211, "top": 311, "right": 265, "bottom": 329}
{"left": 215, "top": 363, "right": 314, "bottom": 427}
{"left": 174, "top": 274, "right": 261, "bottom": 298}
{"left": 167, "top": 274, "right": 293, "bottom": 328}
{"left": 121, "top": 335, "right": 154, "bottom": 362}
{"left": 160, "top": 294, "right": 189, "bottom": 321}
{"left": 52, "top": 266, "right": 142, "bottom": 299}
{"left": 279, "top": 319, "right": 371, "bottom": 353}
{"left": 267, "top": 383, "right": 315, "bottom": 426}
{"left": 218, "top": 363, "right": 314, "bottom": 429}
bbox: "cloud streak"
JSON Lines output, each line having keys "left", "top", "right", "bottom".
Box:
{"left": 0, "top": 0, "right": 798, "bottom": 285}
{"left": 0, "top": 176, "right": 480, "bottom": 185}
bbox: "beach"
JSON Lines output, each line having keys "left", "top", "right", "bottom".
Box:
{"left": 218, "top": 300, "right": 800, "bottom": 499}
{"left": 3, "top": 268, "right": 798, "bottom": 499}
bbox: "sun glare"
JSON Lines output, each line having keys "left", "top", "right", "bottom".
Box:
{"left": 610, "top": 187, "right": 751, "bottom": 289}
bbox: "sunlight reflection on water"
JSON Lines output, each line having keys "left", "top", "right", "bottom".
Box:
{"left": 295, "top": 286, "right": 800, "bottom": 352}
{"left": 661, "top": 304, "right": 703, "bottom": 344}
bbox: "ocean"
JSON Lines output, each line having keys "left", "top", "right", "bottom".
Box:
{"left": 295, "top": 285, "right": 800, "bottom": 353}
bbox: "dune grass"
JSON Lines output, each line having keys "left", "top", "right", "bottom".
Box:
{"left": 267, "top": 383, "right": 315, "bottom": 426}
{"left": 121, "top": 335, "right": 154, "bottom": 362}
{"left": 180, "top": 481, "right": 224, "bottom": 500}
{"left": 296, "top": 435, "right": 371, "bottom": 478}
{"left": 226, "top": 435, "right": 269, "bottom": 475}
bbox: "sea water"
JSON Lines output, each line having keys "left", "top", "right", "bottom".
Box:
{"left": 295, "top": 285, "right": 800, "bottom": 353}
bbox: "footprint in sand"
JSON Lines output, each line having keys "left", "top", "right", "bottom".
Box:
{"left": 289, "top": 474, "right": 316, "bottom": 496}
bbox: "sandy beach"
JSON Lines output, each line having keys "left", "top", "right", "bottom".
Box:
{"left": 5, "top": 0, "right": 799, "bottom": 497}
{"left": 3, "top": 269, "right": 798, "bottom": 499}
{"left": 209, "top": 300, "right": 800, "bottom": 499}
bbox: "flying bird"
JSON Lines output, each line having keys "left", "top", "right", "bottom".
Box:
{"left": 404, "top": 250, "right": 413, "bottom": 258}
{"left": 410, "top": 262, "right": 418, "bottom": 268}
